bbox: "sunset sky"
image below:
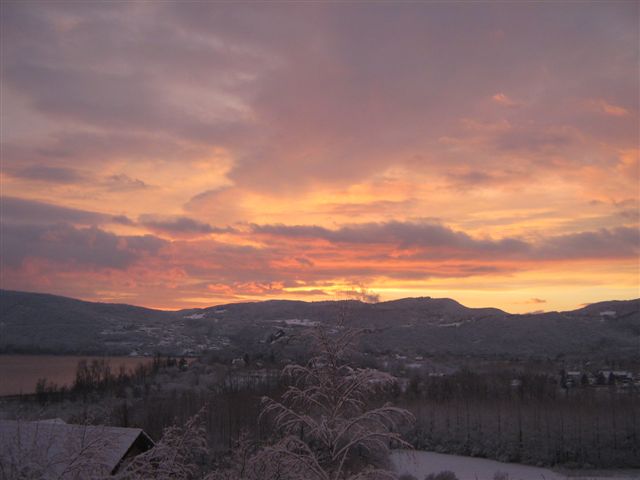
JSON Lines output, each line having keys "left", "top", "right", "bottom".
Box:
{"left": 1, "top": 2, "right": 638, "bottom": 313}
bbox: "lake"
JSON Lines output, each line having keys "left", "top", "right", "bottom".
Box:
{"left": 0, "top": 355, "right": 155, "bottom": 396}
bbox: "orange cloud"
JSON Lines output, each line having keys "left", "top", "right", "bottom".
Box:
{"left": 491, "top": 93, "right": 521, "bottom": 108}
{"left": 587, "top": 99, "right": 630, "bottom": 117}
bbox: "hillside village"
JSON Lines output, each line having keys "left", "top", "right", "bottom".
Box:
{"left": 2, "top": 291, "right": 639, "bottom": 361}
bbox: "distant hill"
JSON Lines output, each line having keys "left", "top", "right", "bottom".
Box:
{"left": 0, "top": 290, "right": 172, "bottom": 354}
{"left": 0, "top": 290, "right": 638, "bottom": 359}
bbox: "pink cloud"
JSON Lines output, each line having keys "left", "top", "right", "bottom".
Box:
{"left": 586, "top": 99, "right": 630, "bottom": 117}
{"left": 491, "top": 92, "right": 521, "bottom": 108}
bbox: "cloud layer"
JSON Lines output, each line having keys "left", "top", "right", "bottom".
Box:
{"left": 1, "top": 2, "right": 638, "bottom": 311}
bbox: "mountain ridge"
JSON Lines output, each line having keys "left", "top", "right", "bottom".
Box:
{"left": 1, "top": 289, "right": 638, "bottom": 359}
{"left": 3, "top": 288, "right": 637, "bottom": 316}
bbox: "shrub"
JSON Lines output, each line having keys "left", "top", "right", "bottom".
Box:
{"left": 257, "top": 327, "right": 415, "bottom": 479}
{"left": 424, "top": 471, "right": 459, "bottom": 480}
{"left": 399, "top": 474, "right": 418, "bottom": 480}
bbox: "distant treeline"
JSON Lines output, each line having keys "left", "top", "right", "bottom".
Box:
{"left": 30, "top": 355, "right": 186, "bottom": 404}
{"left": 398, "top": 369, "right": 639, "bottom": 469}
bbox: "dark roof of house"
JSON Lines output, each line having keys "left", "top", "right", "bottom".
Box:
{"left": 0, "top": 419, "right": 154, "bottom": 478}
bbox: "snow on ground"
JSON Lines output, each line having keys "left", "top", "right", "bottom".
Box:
{"left": 390, "top": 450, "right": 640, "bottom": 480}
{"left": 283, "top": 318, "right": 319, "bottom": 326}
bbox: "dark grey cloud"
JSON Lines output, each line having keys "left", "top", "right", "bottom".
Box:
{"left": 446, "top": 170, "right": 495, "bottom": 187}
{"left": 443, "top": 169, "right": 530, "bottom": 190}
{"left": 104, "top": 174, "right": 148, "bottom": 191}
{"left": 1, "top": 196, "right": 132, "bottom": 226}
{"left": 139, "top": 215, "right": 231, "bottom": 237}
{"left": 1, "top": 222, "right": 167, "bottom": 269}
{"left": 535, "top": 227, "right": 639, "bottom": 260}
{"left": 295, "top": 257, "right": 314, "bottom": 267}
{"left": 3, "top": 131, "right": 210, "bottom": 167}
{"left": 252, "top": 221, "right": 530, "bottom": 257}
{"left": 2, "top": 155, "right": 147, "bottom": 191}
{"left": 252, "top": 221, "right": 639, "bottom": 261}
{"left": 7, "top": 165, "right": 85, "bottom": 183}
{"left": 111, "top": 215, "right": 136, "bottom": 226}
{"left": 494, "top": 128, "right": 573, "bottom": 154}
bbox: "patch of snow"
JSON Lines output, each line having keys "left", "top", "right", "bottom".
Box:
{"left": 390, "top": 450, "right": 639, "bottom": 480}
{"left": 283, "top": 318, "right": 319, "bottom": 327}
{"left": 438, "top": 321, "right": 463, "bottom": 328}
{"left": 184, "top": 313, "right": 206, "bottom": 319}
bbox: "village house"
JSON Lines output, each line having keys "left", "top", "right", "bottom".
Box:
{"left": 0, "top": 419, "right": 154, "bottom": 478}
{"left": 599, "top": 370, "right": 635, "bottom": 385}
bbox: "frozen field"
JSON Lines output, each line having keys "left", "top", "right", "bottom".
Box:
{"left": 390, "top": 450, "right": 640, "bottom": 480}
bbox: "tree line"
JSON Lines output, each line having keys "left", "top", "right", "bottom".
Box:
{"left": 397, "top": 369, "right": 639, "bottom": 468}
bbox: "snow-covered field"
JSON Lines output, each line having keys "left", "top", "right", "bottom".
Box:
{"left": 390, "top": 450, "right": 640, "bottom": 480}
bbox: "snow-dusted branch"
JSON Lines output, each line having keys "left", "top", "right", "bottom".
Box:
{"left": 257, "top": 326, "right": 415, "bottom": 480}
{"left": 113, "top": 409, "right": 208, "bottom": 480}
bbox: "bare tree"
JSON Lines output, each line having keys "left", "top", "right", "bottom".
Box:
{"left": 255, "top": 327, "right": 414, "bottom": 480}
{"left": 205, "top": 430, "right": 261, "bottom": 480}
